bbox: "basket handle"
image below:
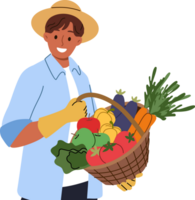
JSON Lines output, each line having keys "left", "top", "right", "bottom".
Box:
{"left": 76, "top": 93, "right": 145, "bottom": 137}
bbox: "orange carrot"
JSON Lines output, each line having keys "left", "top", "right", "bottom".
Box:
{"left": 128, "top": 107, "right": 157, "bottom": 142}
{"left": 147, "top": 114, "right": 157, "bottom": 130}
{"left": 128, "top": 107, "right": 148, "bottom": 134}
{"left": 134, "top": 114, "right": 152, "bottom": 142}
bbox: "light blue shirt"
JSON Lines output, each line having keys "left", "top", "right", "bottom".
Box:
{"left": 0, "top": 54, "right": 102, "bottom": 200}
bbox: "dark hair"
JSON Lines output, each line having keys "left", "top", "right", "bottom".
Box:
{"left": 45, "top": 14, "right": 84, "bottom": 37}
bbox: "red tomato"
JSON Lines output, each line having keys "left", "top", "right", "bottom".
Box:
{"left": 86, "top": 146, "right": 105, "bottom": 166}
{"left": 77, "top": 117, "right": 100, "bottom": 133}
{"left": 99, "top": 142, "right": 124, "bottom": 163}
{"left": 114, "top": 131, "right": 137, "bottom": 153}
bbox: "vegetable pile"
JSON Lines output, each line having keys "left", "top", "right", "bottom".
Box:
{"left": 51, "top": 67, "right": 195, "bottom": 173}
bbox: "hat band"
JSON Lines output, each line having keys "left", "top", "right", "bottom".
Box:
{"left": 51, "top": 7, "right": 81, "bottom": 12}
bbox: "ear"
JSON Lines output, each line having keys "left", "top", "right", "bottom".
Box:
{"left": 43, "top": 32, "right": 49, "bottom": 42}
{"left": 76, "top": 37, "right": 82, "bottom": 46}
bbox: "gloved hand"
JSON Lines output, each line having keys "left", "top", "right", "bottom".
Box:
{"left": 116, "top": 173, "right": 144, "bottom": 194}
{"left": 64, "top": 98, "right": 87, "bottom": 122}
{"left": 38, "top": 98, "right": 87, "bottom": 138}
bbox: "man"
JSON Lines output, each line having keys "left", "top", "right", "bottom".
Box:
{"left": 0, "top": 1, "right": 138, "bottom": 200}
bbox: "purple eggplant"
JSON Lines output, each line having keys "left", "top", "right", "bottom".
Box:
{"left": 114, "top": 101, "right": 137, "bottom": 131}
{"left": 111, "top": 93, "right": 137, "bottom": 131}
{"left": 111, "top": 93, "right": 125, "bottom": 118}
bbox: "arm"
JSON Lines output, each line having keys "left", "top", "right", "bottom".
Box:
{"left": 10, "top": 100, "right": 85, "bottom": 147}
{"left": 0, "top": 68, "right": 44, "bottom": 148}
{"left": 11, "top": 122, "right": 43, "bottom": 148}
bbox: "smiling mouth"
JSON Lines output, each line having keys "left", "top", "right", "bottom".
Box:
{"left": 57, "top": 47, "right": 67, "bottom": 53}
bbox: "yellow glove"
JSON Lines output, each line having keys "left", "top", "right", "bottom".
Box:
{"left": 135, "top": 173, "right": 143, "bottom": 178}
{"left": 38, "top": 98, "right": 87, "bottom": 138}
{"left": 117, "top": 173, "right": 143, "bottom": 191}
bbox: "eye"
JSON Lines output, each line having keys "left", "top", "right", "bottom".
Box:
{"left": 54, "top": 35, "right": 58, "bottom": 39}
{"left": 68, "top": 37, "right": 71, "bottom": 41}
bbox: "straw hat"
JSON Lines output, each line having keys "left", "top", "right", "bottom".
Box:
{"left": 31, "top": 0, "right": 99, "bottom": 43}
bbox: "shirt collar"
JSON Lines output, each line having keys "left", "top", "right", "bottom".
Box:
{"left": 44, "top": 54, "right": 81, "bottom": 80}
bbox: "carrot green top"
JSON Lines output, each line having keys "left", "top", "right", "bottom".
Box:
{"left": 143, "top": 65, "right": 195, "bottom": 123}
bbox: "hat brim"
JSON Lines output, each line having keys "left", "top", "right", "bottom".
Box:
{"left": 31, "top": 8, "right": 99, "bottom": 43}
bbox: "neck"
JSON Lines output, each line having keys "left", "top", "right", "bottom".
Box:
{"left": 55, "top": 57, "right": 69, "bottom": 68}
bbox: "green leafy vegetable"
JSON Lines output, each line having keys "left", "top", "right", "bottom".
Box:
{"left": 68, "top": 151, "right": 89, "bottom": 169}
{"left": 144, "top": 67, "right": 195, "bottom": 120}
{"left": 51, "top": 140, "right": 89, "bottom": 174}
{"left": 143, "top": 65, "right": 161, "bottom": 104}
{"left": 55, "top": 150, "right": 73, "bottom": 174}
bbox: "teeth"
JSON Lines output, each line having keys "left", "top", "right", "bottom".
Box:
{"left": 57, "top": 48, "right": 67, "bottom": 53}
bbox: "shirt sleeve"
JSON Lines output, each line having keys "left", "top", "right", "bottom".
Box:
{"left": 0, "top": 67, "right": 44, "bottom": 147}
{"left": 0, "top": 119, "right": 32, "bottom": 147}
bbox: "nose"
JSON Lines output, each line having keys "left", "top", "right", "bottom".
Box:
{"left": 61, "top": 35, "right": 64, "bottom": 47}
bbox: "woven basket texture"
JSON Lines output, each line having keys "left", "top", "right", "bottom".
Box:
{"left": 83, "top": 103, "right": 150, "bottom": 185}
{"left": 85, "top": 131, "right": 150, "bottom": 185}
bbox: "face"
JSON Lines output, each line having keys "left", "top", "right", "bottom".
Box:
{"left": 43, "top": 22, "right": 82, "bottom": 59}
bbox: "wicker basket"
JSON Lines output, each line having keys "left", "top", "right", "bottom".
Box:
{"left": 74, "top": 93, "right": 150, "bottom": 185}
